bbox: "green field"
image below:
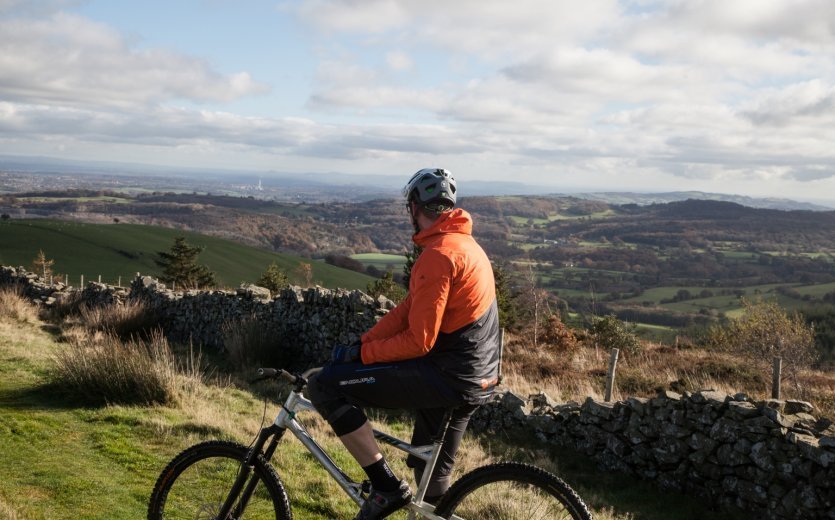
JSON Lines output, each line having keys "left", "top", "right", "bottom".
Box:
{"left": 0, "top": 219, "right": 374, "bottom": 290}
{"left": 350, "top": 253, "right": 407, "bottom": 271}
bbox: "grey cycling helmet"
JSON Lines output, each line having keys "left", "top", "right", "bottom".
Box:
{"left": 402, "top": 168, "right": 457, "bottom": 211}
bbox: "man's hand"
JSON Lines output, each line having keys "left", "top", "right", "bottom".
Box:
{"left": 330, "top": 342, "right": 362, "bottom": 364}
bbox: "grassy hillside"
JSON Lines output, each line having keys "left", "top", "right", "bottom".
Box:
{"left": 0, "top": 292, "right": 751, "bottom": 520}
{"left": 0, "top": 219, "right": 375, "bottom": 290}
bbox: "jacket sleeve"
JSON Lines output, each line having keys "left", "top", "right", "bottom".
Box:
{"left": 361, "top": 293, "right": 412, "bottom": 343}
{"left": 361, "top": 250, "right": 452, "bottom": 364}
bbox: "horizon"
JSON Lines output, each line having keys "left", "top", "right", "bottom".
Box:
{"left": 3, "top": 153, "right": 835, "bottom": 209}
{"left": 1, "top": 1, "right": 834, "bottom": 203}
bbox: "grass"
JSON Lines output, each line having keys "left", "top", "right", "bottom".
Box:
{"left": 0, "top": 291, "right": 756, "bottom": 519}
{"left": 0, "top": 219, "right": 374, "bottom": 290}
{"left": 350, "top": 252, "right": 407, "bottom": 271}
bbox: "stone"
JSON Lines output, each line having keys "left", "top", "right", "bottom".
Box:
{"left": 763, "top": 406, "right": 795, "bottom": 429}
{"left": 529, "top": 392, "right": 557, "bottom": 410}
{"left": 237, "top": 283, "right": 272, "bottom": 301}
{"left": 750, "top": 441, "right": 775, "bottom": 472}
{"left": 501, "top": 391, "right": 527, "bottom": 413}
{"left": 785, "top": 400, "right": 815, "bottom": 415}
{"left": 710, "top": 418, "right": 740, "bottom": 443}
{"left": 792, "top": 434, "right": 835, "bottom": 468}
{"left": 583, "top": 398, "right": 615, "bottom": 419}
{"left": 627, "top": 396, "right": 649, "bottom": 415}
{"left": 726, "top": 400, "right": 760, "bottom": 420}
{"left": 526, "top": 414, "right": 557, "bottom": 435}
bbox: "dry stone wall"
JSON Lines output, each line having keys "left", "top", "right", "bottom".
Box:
{"left": 127, "top": 275, "right": 391, "bottom": 363}
{"left": 0, "top": 266, "right": 392, "bottom": 364}
{"left": 471, "top": 389, "right": 835, "bottom": 519}
{"left": 3, "top": 264, "right": 834, "bottom": 517}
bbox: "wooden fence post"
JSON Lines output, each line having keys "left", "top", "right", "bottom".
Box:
{"left": 80, "top": 274, "right": 84, "bottom": 287}
{"left": 118, "top": 276, "right": 121, "bottom": 287}
{"left": 98, "top": 274, "right": 101, "bottom": 283}
{"left": 605, "top": 348, "right": 620, "bottom": 402}
{"left": 772, "top": 357, "right": 782, "bottom": 399}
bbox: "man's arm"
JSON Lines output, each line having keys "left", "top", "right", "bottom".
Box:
{"left": 361, "top": 250, "right": 452, "bottom": 364}
{"left": 361, "top": 293, "right": 412, "bottom": 343}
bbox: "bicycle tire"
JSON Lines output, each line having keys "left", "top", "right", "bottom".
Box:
{"left": 147, "top": 440, "right": 292, "bottom": 520}
{"left": 433, "top": 461, "right": 593, "bottom": 520}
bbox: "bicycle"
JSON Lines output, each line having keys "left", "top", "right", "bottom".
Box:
{"left": 148, "top": 367, "right": 594, "bottom": 519}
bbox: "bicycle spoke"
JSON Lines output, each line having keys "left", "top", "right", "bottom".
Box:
{"left": 161, "top": 455, "right": 274, "bottom": 519}
{"left": 447, "top": 480, "right": 578, "bottom": 520}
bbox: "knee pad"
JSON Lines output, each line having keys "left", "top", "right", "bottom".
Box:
{"left": 327, "top": 404, "right": 367, "bottom": 436}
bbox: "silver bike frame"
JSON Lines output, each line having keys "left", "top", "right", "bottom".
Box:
{"left": 271, "top": 379, "right": 457, "bottom": 520}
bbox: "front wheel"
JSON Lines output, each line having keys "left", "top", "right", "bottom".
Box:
{"left": 433, "top": 462, "right": 593, "bottom": 520}
{"left": 147, "top": 440, "right": 292, "bottom": 519}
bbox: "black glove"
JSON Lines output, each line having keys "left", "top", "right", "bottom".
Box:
{"left": 331, "top": 342, "right": 362, "bottom": 364}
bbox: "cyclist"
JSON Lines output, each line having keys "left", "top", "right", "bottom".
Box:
{"left": 307, "top": 168, "right": 501, "bottom": 519}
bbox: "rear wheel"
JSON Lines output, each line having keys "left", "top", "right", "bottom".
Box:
{"left": 147, "top": 440, "right": 292, "bottom": 519}
{"left": 433, "top": 462, "right": 592, "bottom": 520}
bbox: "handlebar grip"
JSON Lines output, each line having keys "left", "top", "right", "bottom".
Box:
{"left": 257, "top": 368, "right": 278, "bottom": 378}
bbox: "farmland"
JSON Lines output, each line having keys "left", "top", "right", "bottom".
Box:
{"left": 0, "top": 219, "right": 374, "bottom": 290}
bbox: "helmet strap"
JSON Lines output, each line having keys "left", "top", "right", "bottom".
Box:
{"left": 408, "top": 200, "right": 421, "bottom": 234}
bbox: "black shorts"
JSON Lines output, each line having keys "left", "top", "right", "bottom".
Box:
{"left": 307, "top": 358, "right": 481, "bottom": 497}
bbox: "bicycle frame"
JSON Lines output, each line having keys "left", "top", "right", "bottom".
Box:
{"left": 218, "top": 369, "right": 456, "bottom": 520}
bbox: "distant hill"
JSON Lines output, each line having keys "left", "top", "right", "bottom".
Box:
{"left": 0, "top": 219, "right": 375, "bottom": 290}
{"left": 567, "top": 191, "right": 833, "bottom": 211}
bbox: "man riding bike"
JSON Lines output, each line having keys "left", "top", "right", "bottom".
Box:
{"left": 307, "top": 168, "right": 501, "bottom": 519}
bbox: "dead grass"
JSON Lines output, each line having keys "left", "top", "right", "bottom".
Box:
{"left": 0, "top": 496, "right": 20, "bottom": 520}
{"left": 76, "top": 299, "right": 157, "bottom": 339}
{"left": 222, "top": 316, "right": 291, "bottom": 372}
{"left": 501, "top": 331, "right": 835, "bottom": 419}
{"left": 51, "top": 329, "right": 205, "bottom": 406}
{"left": 0, "top": 287, "right": 40, "bottom": 325}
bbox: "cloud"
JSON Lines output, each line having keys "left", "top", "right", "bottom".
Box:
{"left": 741, "top": 80, "right": 835, "bottom": 126}
{"left": 0, "top": 11, "right": 269, "bottom": 109}
{"left": 386, "top": 50, "right": 413, "bottom": 71}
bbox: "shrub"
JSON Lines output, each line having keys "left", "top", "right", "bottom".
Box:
{"left": 701, "top": 299, "right": 816, "bottom": 388}
{"left": 539, "top": 314, "right": 580, "bottom": 355}
{"left": 51, "top": 330, "right": 193, "bottom": 405}
{"left": 222, "top": 316, "right": 291, "bottom": 371}
{"left": 366, "top": 272, "right": 406, "bottom": 304}
{"left": 587, "top": 314, "right": 642, "bottom": 356}
{"left": 257, "top": 262, "right": 289, "bottom": 295}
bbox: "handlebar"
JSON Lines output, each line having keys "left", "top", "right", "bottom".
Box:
{"left": 253, "top": 367, "right": 323, "bottom": 388}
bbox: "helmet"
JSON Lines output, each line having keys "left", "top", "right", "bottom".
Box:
{"left": 402, "top": 168, "right": 457, "bottom": 211}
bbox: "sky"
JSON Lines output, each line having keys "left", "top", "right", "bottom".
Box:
{"left": 2, "top": 0, "right": 835, "bottom": 202}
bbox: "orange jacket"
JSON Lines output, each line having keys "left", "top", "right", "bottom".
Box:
{"left": 361, "top": 208, "right": 496, "bottom": 364}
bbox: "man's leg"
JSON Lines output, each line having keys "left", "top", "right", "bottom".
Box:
{"left": 408, "top": 404, "right": 479, "bottom": 501}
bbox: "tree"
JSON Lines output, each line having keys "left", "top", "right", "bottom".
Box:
{"left": 295, "top": 262, "right": 313, "bottom": 287}
{"left": 402, "top": 245, "right": 422, "bottom": 288}
{"left": 155, "top": 237, "right": 216, "bottom": 290}
{"left": 492, "top": 263, "right": 518, "bottom": 330}
{"left": 366, "top": 271, "right": 407, "bottom": 303}
{"left": 257, "top": 262, "right": 289, "bottom": 295}
{"left": 31, "top": 250, "right": 55, "bottom": 280}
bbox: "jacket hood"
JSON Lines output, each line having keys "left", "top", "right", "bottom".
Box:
{"left": 413, "top": 208, "right": 472, "bottom": 247}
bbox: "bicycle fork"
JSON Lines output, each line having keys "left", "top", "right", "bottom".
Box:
{"left": 216, "top": 424, "right": 286, "bottom": 520}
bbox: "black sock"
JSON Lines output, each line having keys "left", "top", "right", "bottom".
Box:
{"left": 362, "top": 458, "right": 400, "bottom": 492}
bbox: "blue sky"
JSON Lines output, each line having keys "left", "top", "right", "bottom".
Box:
{"left": 2, "top": 0, "right": 835, "bottom": 202}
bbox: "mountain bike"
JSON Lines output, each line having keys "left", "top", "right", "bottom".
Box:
{"left": 147, "top": 367, "right": 593, "bottom": 519}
